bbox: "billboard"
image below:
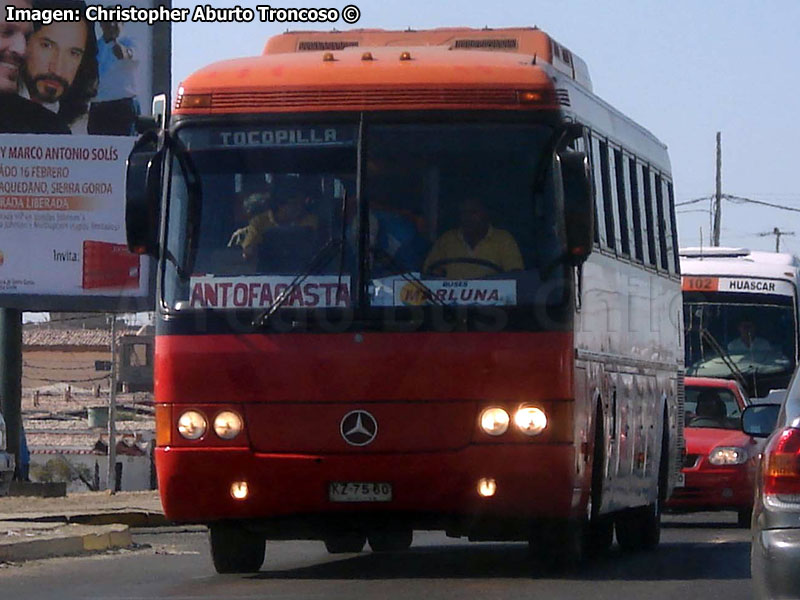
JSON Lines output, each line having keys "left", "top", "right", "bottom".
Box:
{"left": 0, "top": 0, "right": 170, "bottom": 311}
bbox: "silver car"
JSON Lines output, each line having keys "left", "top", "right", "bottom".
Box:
{"left": 0, "top": 412, "right": 14, "bottom": 496}
{"left": 743, "top": 384, "right": 800, "bottom": 600}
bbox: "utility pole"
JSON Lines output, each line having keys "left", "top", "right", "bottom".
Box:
{"left": 759, "top": 227, "right": 796, "bottom": 252}
{"left": 712, "top": 132, "right": 722, "bottom": 246}
{"left": 106, "top": 314, "right": 118, "bottom": 493}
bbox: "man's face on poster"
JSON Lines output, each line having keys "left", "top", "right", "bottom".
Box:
{"left": 0, "top": 0, "right": 33, "bottom": 93}
{"left": 24, "top": 20, "right": 87, "bottom": 103}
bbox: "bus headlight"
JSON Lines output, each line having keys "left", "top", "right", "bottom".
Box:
{"left": 177, "top": 410, "right": 207, "bottom": 440}
{"left": 514, "top": 406, "right": 548, "bottom": 436}
{"left": 708, "top": 446, "right": 747, "bottom": 465}
{"left": 480, "top": 408, "right": 510, "bottom": 436}
{"left": 214, "top": 411, "right": 243, "bottom": 440}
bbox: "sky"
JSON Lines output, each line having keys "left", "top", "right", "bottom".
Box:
{"left": 167, "top": 0, "right": 800, "bottom": 252}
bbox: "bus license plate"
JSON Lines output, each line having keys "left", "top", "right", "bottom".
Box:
{"left": 329, "top": 482, "right": 392, "bottom": 502}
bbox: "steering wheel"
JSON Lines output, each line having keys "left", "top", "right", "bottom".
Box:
{"left": 423, "top": 257, "right": 504, "bottom": 277}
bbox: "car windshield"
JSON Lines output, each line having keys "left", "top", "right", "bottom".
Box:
{"left": 685, "top": 386, "right": 743, "bottom": 430}
{"left": 684, "top": 300, "right": 797, "bottom": 396}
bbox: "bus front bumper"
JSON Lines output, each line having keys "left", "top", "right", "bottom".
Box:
{"left": 155, "top": 444, "right": 580, "bottom": 530}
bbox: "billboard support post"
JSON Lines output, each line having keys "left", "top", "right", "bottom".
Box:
{"left": 0, "top": 309, "right": 22, "bottom": 479}
{"left": 107, "top": 314, "right": 118, "bottom": 493}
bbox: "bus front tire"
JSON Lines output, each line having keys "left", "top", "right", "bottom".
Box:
{"left": 324, "top": 532, "right": 366, "bottom": 554}
{"left": 584, "top": 515, "right": 614, "bottom": 557}
{"left": 530, "top": 520, "right": 584, "bottom": 572}
{"left": 737, "top": 507, "right": 752, "bottom": 529}
{"left": 208, "top": 523, "right": 266, "bottom": 574}
{"left": 616, "top": 500, "right": 661, "bottom": 552}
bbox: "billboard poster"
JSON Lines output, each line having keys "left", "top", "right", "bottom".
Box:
{"left": 0, "top": 0, "right": 170, "bottom": 311}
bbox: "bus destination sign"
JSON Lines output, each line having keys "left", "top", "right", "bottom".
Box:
{"left": 188, "top": 275, "right": 352, "bottom": 309}
{"left": 682, "top": 276, "right": 794, "bottom": 297}
{"left": 211, "top": 125, "right": 357, "bottom": 148}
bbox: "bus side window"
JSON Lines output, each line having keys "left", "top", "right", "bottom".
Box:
{"left": 612, "top": 147, "right": 631, "bottom": 257}
{"left": 598, "top": 139, "right": 617, "bottom": 253}
{"left": 654, "top": 173, "right": 671, "bottom": 272}
{"left": 667, "top": 180, "right": 680, "bottom": 274}
{"left": 627, "top": 157, "right": 644, "bottom": 263}
{"left": 631, "top": 159, "right": 648, "bottom": 265}
{"left": 590, "top": 136, "right": 608, "bottom": 249}
{"left": 641, "top": 165, "right": 658, "bottom": 268}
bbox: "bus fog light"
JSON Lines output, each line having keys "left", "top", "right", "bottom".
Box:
{"left": 177, "top": 410, "right": 207, "bottom": 440}
{"left": 231, "top": 481, "right": 249, "bottom": 500}
{"left": 514, "top": 406, "right": 547, "bottom": 436}
{"left": 477, "top": 478, "right": 497, "bottom": 497}
{"left": 480, "top": 408, "right": 510, "bottom": 436}
{"left": 214, "top": 411, "right": 243, "bottom": 440}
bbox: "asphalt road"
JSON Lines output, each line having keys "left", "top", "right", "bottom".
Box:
{"left": 0, "top": 513, "right": 752, "bottom": 600}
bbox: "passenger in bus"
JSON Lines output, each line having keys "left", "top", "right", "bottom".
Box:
{"left": 727, "top": 319, "right": 773, "bottom": 358}
{"left": 368, "top": 205, "right": 429, "bottom": 274}
{"left": 228, "top": 185, "right": 319, "bottom": 260}
{"left": 423, "top": 197, "right": 523, "bottom": 279}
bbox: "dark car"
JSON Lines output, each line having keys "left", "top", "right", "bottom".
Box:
{"left": 667, "top": 377, "right": 762, "bottom": 526}
{"left": 742, "top": 378, "right": 800, "bottom": 599}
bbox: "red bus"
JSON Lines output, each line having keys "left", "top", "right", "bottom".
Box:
{"left": 126, "top": 27, "right": 684, "bottom": 573}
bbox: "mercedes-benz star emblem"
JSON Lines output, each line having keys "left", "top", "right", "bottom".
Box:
{"left": 340, "top": 410, "right": 378, "bottom": 446}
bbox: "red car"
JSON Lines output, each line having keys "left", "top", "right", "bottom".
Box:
{"left": 668, "top": 377, "right": 762, "bottom": 527}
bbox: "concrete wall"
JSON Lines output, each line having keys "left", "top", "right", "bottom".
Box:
{"left": 29, "top": 452, "right": 153, "bottom": 493}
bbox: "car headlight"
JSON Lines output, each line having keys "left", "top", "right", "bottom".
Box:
{"left": 708, "top": 446, "right": 747, "bottom": 466}
{"left": 213, "top": 411, "right": 243, "bottom": 440}
{"left": 514, "top": 406, "right": 547, "bottom": 436}
{"left": 177, "top": 410, "right": 207, "bottom": 440}
{"left": 480, "top": 408, "right": 510, "bottom": 436}
{"left": 0, "top": 428, "right": 5, "bottom": 452}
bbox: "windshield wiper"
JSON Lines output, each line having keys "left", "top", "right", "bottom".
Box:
{"left": 699, "top": 327, "right": 747, "bottom": 389}
{"left": 369, "top": 246, "right": 449, "bottom": 308}
{"left": 251, "top": 239, "right": 344, "bottom": 329}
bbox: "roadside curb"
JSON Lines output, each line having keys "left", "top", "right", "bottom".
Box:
{"left": 0, "top": 523, "right": 133, "bottom": 563}
{"left": 2, "top": 511, "right": 170, "bottom": 528}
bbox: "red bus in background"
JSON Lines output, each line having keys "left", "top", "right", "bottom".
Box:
{"left": 126, "top": 27, "right": 684, "bottom": 573}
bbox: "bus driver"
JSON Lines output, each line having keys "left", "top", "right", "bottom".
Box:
{"left": 728, "top": 318, "right": 773, "bottom": 358}
{"left": 423, "top": 197, "right": 523, "bottom": 279}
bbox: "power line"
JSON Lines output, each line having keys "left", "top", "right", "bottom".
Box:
{"left": 676, "top": 194, "right": 800, "bottom": 213}
{"left": 676, "top": 196, "right": 712, "bottom": 207}
{"left": 723, "top": 194, "right": 800, "bottom": 214}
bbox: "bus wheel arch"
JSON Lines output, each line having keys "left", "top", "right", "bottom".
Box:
{"left": 584, "top": 399, "right": 613, "bottom": 557}
{"left": 616, "top": 403, "right": 667, "bottom": 552}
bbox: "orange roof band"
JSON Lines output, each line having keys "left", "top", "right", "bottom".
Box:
{"left": 175, "top": 27, "right": 576, "bottom": 115}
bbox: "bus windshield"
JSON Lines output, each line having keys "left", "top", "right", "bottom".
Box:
{"left": 163, "top": 121, "right": 565, "bottom": 319}
{"left": 684, "top": 297, "right": 797, "bottom": 396}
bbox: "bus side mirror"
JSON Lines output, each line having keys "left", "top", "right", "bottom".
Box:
{"left": 560, "top": 151, "right": 594, "bottom": 266}
{"left": 742, "top": 403, "right": 781, "bottom": 438}
{"left": 126, "top": 130, "right": 163, "bottom": 257}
